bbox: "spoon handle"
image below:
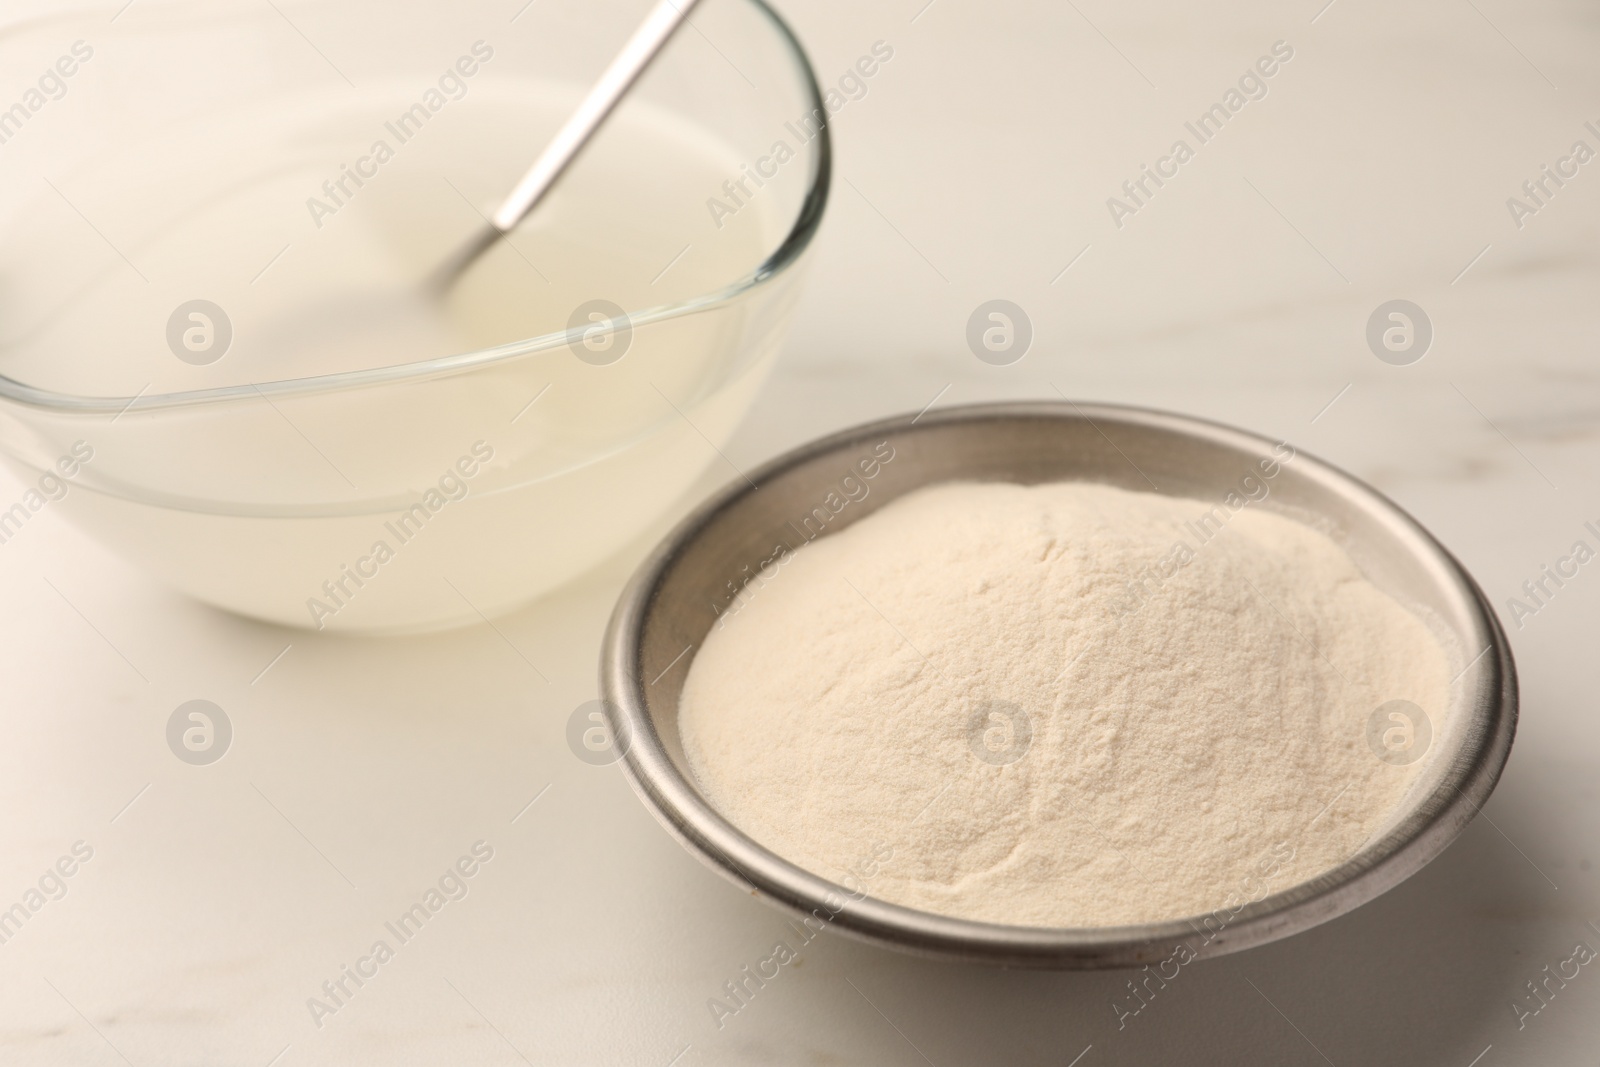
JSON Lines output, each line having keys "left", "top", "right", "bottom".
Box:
{"left": 491, "top": 0, "right": 707, "bottom": 232}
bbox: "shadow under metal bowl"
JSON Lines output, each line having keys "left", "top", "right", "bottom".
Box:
{"left": 599, "top": 401, "right": 1517, "bottom": 968}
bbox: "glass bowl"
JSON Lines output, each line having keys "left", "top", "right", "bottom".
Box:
{"left": 0, "top": 0, "right": 830, "bottom": 631}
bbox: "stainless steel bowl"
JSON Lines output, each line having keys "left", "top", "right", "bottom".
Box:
{"left": 599, "top": 401, "right": 1517, "bottom": 968}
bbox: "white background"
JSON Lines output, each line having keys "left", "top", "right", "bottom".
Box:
{"left": 2, "top": 0, "right": 1598, "bottom": 1063}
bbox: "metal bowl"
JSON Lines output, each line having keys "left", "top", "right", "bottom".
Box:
{"left": 599, "top": 401, "right": 1517, "bottom": 968}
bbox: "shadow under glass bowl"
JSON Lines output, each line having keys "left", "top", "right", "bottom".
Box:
{"left": 0, "top": 0, "right": 830, "bottom": 632}
{"left": 601, "top": 401, "right": 1517, "bottom": 968}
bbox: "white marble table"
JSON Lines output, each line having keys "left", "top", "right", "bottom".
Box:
{"left": 4, "top": 0, "right": 1599, "bottom": 1063}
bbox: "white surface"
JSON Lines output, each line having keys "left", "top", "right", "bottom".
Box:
{"left": 3, "top": 0, "right": 1599, "bottom": 1063}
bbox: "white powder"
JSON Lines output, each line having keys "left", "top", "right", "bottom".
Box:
{"left": 679, "top": 479, "right": 1451, "bottom": 928}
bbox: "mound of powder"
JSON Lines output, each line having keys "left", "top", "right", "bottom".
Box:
{"left": 678, "top": 480, "right": 1452, "bottom": 928}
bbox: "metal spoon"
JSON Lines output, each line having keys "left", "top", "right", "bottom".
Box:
{"left": 428, "top": 0, "right": 706, "bottom": 292}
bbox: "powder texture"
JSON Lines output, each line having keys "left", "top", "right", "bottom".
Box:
{"left": 678, "top": 480, "right": 1452, "bottom": 928}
